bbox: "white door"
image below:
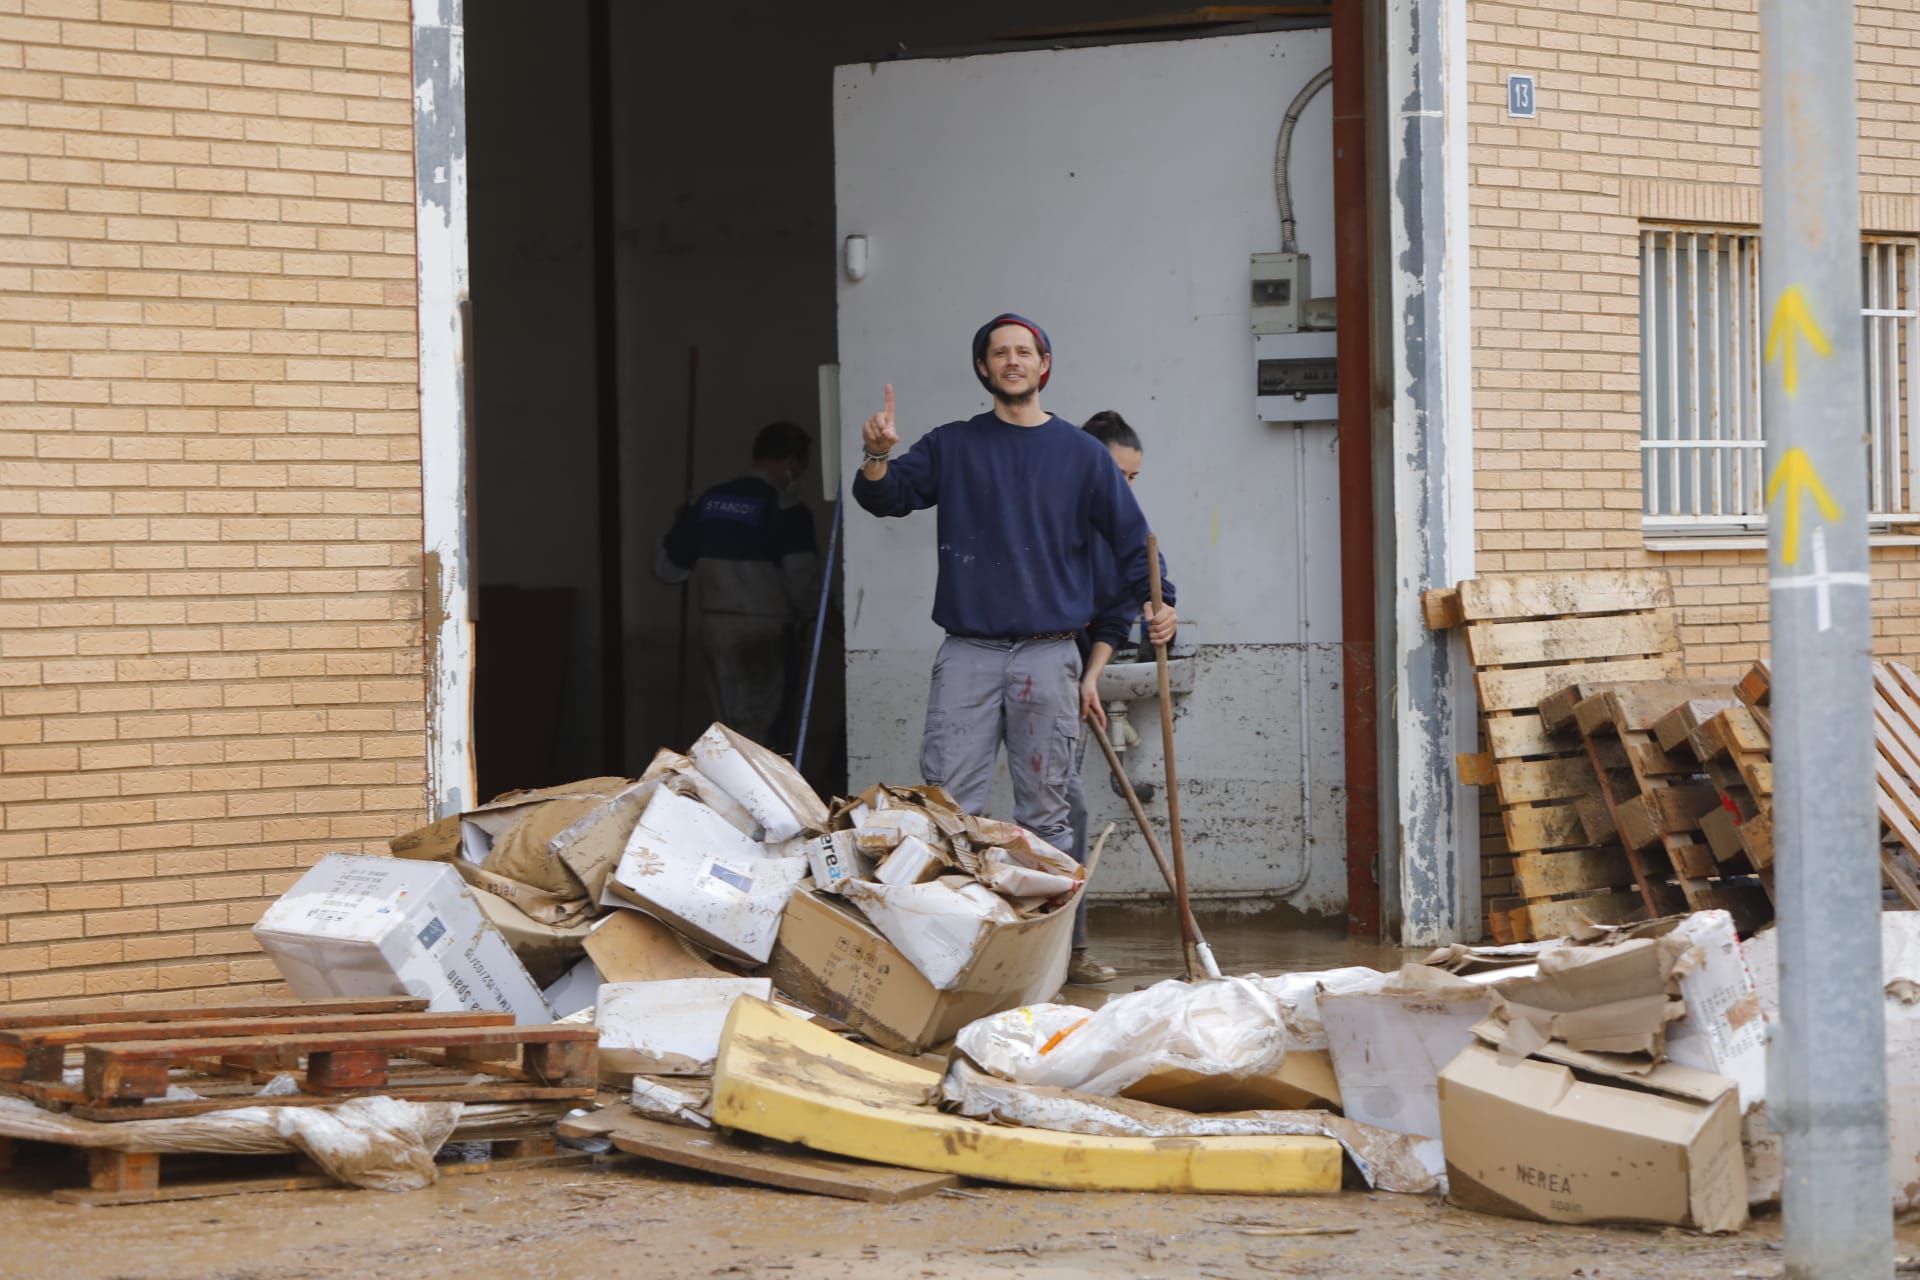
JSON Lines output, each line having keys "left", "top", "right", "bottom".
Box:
{"left": 833, "top": 28, "right": 1347, "bottom": 910}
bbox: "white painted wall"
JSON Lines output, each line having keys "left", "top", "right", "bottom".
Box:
{"left": 833, "top": 29, "right": 1347, "bottom": 912}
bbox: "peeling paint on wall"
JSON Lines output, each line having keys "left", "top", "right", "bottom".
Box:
{"left": 1382, "top": 0, "right": 1474, "bottom": 946}
{"left": 414, "top": 0, "right": 475, "bottom": 818}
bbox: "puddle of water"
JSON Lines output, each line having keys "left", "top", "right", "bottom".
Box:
{"left": 1072, "top": 901, "right": 1418, "bottom": 996}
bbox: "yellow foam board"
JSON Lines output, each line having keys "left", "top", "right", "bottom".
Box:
{"left": 710, "top": 997, "right": 1343, "bottom": 1195}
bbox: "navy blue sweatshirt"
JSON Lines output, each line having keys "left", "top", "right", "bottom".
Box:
{"left": 1085, "top": 540, "right": 1176, "bottom": 655}
{"left": 852, "top": 411, "right": 1155, "bottom": 640}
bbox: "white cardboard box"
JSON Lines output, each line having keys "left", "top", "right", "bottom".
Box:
{"left": 252, "top": 854, "right": 554, "bottom": 1024}
{"left": 1320, "top": 968, "right": 1494, "bottom": 1140}
{"left": 779, "top": 830, "right": 871, "bottom": 894}
{"left": 541, "top": 956, "right": 603, "bottom": 1020}
{"left": 1659, "top": 911, "right": 1767, "bottom": 1111}
{"left": 596, "top": 977, "right": 773, "bottom": 1075}
{"left": 688, "top": 723, "right": 830, "bottom": 842}
{"left": 607, "top": 788, "right": 808, "bottom": 963}
{"left": 842, "top": 877, "right": 1022, "bottom": 990}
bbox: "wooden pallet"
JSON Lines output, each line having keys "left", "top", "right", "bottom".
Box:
{"left": 1737, "top": 659, "right": 1920, "bottom": 910}
{"left": 0, "top": 1001, "right": 597, "bottom": 1120}
{"left": 1866, "top": 662, "right": 1920, "bottom": 909}
{"left": 1425, "top": 570, "right": 1682, "bottom": 940}
{"left": 6, "top": 1120, "right": 583, "bottom": 1206}
{"left": 1574, "top": 682, "right": 1771, "bottom": 932}
{"left": 1680, "top": 705, "right": 1775, "bottom": 896}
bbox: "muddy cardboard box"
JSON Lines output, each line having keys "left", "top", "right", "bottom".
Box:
{"left": 765, "top": 885, "right": 1074, "bottom": 1055}
{"left": 606, "top": 787, "right": 809, "bottom": 964}
{"left": 253, "top": 853, "right": 554, "bottom": 1023}
{"left": 1438, "top": 1030, "right": 1746, "bottom": 1233}
{"left": 1321, "top": 967, "right": 1494, "bottom": 1139}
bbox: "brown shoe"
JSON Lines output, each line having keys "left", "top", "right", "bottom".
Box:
{"left": 1067, "top": 949, "right": 1118, "bottom": 985}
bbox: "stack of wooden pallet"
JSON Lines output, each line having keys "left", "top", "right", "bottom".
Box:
{"left": 1655, "top": 695, "right": 1775, "bottom": 902}
{"left": 1567, "top": 681, "right": 1769, "bottom": 934}
{"left": 1425, "top": 570, "right": 1685, "bottom": 941}
{"left": 0, "top": 996, "right": 598, "bottom": 1204}
{"left": 1434, "top": 564, "right": 1920, "bottom": 939}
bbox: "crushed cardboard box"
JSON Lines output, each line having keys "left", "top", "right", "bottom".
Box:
{"left": 1321, "top": 966, "right": 1493, "bottom": 1142}
{"left": 606, "top": 787, "right": 809, "bottom": 964}
{"left": 766, "top": 885, "right": 1074, "bottom": 1055}
{"left": 252, "top": 854, "right": 553, "bottom": 1023}
{"left": 470, "top": 889, "right": 592, "bottom": 988}
{"left": 597, "top": 978, "right": 774, "bottom": 1076}
{"left": 1488, "top": 911, "right": 1765, "bottom": 1109}
{"left": 1439, "top": 1020, "right": 1747, "bottom": 1233}
{"left": 541, "top": 955, "right": 602, "bottom": 1019}
{"left": 690, "top": 723, "right": 831, "bottom": 841}
{"left": 360, "top": 724, "right": 1094, "bottom": 1067}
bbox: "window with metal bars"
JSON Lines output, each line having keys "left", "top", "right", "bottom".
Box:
{"left": 1639, "top": 226, "right": 1920, "bottom": 532}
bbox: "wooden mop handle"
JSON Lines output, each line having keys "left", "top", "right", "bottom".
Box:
{"left": 1146, "top": 534, "right": 1196, "bottom": 954}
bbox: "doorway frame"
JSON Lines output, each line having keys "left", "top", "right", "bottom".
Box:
{"left": 409, "top": 1, "right": 1477, "bottom": 940}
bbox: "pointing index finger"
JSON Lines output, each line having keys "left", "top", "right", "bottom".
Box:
{"left": 884, "top": 383, "right": 895, "bottom": 419}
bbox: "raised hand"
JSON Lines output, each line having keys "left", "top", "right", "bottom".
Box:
{"left": 862, "top": 384, "right": 899, "bottom": 459}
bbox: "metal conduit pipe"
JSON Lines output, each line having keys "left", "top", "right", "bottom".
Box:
{"left": 1275, "top": 66, "right": 1333, "bottom": 254}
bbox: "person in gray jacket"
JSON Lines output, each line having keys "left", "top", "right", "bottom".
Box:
{"left": 655, "top": 422, "right": 818, "bottom": 745}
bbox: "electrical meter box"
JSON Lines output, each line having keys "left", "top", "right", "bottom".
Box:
{"left": 1251, "top": 252, "right": 1310, "bottom": 334}
{"left": 1255, "top": 331, "right": 1338, "bottom": 422}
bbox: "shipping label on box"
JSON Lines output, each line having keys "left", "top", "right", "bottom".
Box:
{"left": 607, "top": 788, "right": 808, "bottom": 963}
{"left": 778, "top": 830, "right": 871, "bottom": 894}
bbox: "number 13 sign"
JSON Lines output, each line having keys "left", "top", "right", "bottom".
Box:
{"left": 1508, "top": 73, "right": 1537, "bottom": 119}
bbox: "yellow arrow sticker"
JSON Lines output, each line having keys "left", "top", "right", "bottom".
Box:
{"left": 1766, "top": 446, "right": 1841, "bottom": 566}
{"left": 1765, "top": 286, "right": 1833, "bottom": 397}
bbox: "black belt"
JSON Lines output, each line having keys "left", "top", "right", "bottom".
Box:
{"left": 949, "top": 631, "right": 1077, "bottom": 645}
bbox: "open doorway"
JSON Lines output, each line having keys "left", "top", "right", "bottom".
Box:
{"left": 459, "top": 2, "right": 1357, "bottom": 921}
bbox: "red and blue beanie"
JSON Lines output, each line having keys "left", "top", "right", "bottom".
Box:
{"left": 972, "top": 313, "right": 1052, "bottom": 390}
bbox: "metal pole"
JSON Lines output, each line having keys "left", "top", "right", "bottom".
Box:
{"left": 1761, "top": 2, "right": 1891, "bottom": 1273}
{"left": 792, "top": 482, "right": 842, "bottom": 768}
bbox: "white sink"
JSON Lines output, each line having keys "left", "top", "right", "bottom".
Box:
{"left": 1096, "top": 652, "right": 1197, "bottom": 701}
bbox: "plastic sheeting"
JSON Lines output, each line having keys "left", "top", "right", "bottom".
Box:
{"left": 0, "top": 1094, "right": 463, "bottom": 1191}
{"left": 953, "top": 970, "right": 1383, "bottom": 1098}
{"left": 272, "top": 1097, "right": 461, "bottom": 1191}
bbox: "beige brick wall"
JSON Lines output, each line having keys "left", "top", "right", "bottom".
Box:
{"left": 0, "top": 0, "right": 425, "bottom": 1007}
{"left": 1467, "top": 0, "right": 1920, "bottom": 926}
{"left": 1467, "top": 0, "right": 1920, "bottom": 675}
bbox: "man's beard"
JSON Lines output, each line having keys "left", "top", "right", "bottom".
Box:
{"left": 991, "top": 377, "right": 1037, "bottom": 408}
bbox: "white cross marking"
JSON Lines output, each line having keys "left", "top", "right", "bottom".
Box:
{"left": 1769, "top": 527, "right": 1870, "bottom": 631}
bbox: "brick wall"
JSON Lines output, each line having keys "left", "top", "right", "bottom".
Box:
{"left": 1466, "top": 0, "right": 1920, "bottom": 927}
{"left": 0, "top": 0, "right": 424, "bottom": 1007}
{"left": 1467, "top": 0, "right": 1920, "bottom": 673}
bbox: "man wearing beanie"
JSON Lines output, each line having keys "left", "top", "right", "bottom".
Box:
{"left": 852, "top": 315, "right": 1175, "bottom": 983}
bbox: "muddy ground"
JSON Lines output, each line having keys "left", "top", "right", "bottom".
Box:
{"left": 0, "top": 1159, "right": 1838, "bottom": 1280}
{"left": 0, "top": 911, "right": 1896, "bottom": 1278}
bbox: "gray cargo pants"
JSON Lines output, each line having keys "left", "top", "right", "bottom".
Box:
{"left": 920, "top": 636, "right": 1082, "bottom": 865}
